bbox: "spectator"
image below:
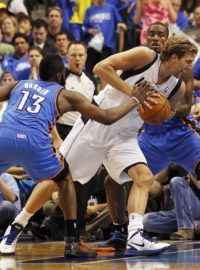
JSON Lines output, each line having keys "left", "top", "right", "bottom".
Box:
{"left": 16, "top": 12, "right": 32, "bottom": 42}
{"left": 1, "top": 16, "right": 18, "bottom": 44}
{"left": 28, "top": 46, "right": 44, "bottom": 80}
{"left": 82, "top": 0, "right": 126, "bottom": 81}
{"left": 30, "top": 18, "right": 56, "bottom": 55}
{"left": 184, "top": 6, "right": 200, "bottom": 44}
{"left": 170, "top": 0, "right": 188, "bottom": 30}
{"left": 55, "top": 30, "right": 74, "bottom": 66}
{"left": 143, "top": 165, "right": 200, "bottom": 240}
{"left": 47, "top": 6, "right": 63, "bottom": 49}
{"left": 181, "top": 0, "right": 200, "bottom": 25}
{"left": 0, "top": 173, "right": 21, "bottom": 235}
{"left": 2, "top": 33, "right": 31, "bottom": 80}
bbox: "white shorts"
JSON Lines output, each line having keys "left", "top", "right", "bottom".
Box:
{"left": 60, "top": 118, "right": 147, "bottom": 185}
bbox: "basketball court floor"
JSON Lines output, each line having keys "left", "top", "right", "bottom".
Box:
{"left": 1, "top": 240, "right": 200, "bottom": 270}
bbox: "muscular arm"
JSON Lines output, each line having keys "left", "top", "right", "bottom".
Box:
{"left": 93, "top": 47, "right": 156, "bottom": 96}
{"left": 0, "top": 81, "right": 19, "bottom": 101}
{"left": 57, "top": 90, "right": 138, "bottom": 125}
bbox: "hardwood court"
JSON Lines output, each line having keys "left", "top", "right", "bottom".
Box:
{"left": 1, "top": 240, "right": 200, "bottom": 270}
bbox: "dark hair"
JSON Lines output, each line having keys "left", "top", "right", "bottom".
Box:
{"left": 16, "top": 12, "right": 32, "bottom": 23}
{"left": 147, "top": 22, "right": 169, "bottom": 38}
{"left": 12, "top": 32, "right": 29, "bottom": 45}
{"left": 55, "top": 30, "right": 74, "bottom": 42}
{"left": 28, "top": 46, "right": 45, "bottom": 57}
{"left": 39, "top": 55, "right": 65, "bottom": 80}
{"left": 67, "top": 40, "right": 88, "bottom": 53}
{"left": 32, "top": 18, "right": 48, "bottom": 30}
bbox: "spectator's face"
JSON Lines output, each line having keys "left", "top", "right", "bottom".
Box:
{"left": 1, "top": 17, "right": 16, "bottom": 35}
{"left": 170, "top": 0, "right": 181, "bottom": 13}
{"left": 18, "top": 19, "right": 32, "bottom": 35}
{"left": 194, "top": 7, "right": 200, "bottom": 26}
{"left": 1, "top": 73, "right": 15, "bottom": 85}
{"left": 32, "top": 26, "right": 47, "bottom": 44}
{"left": 147, "top": 24, "right": 168, "bottom": 53}
{"left": 55, "top": 34, "right": 71, "bottom": 54}
{"left": 48, "top": 10, "right": 62, "bottom": 28}
{"left": 28, "top": 49, "right": 43, "bottom": 67}
{"left": 67, "top": 44, "right": 87, "bottom": 74}
{"left": 13, "top": 37, "right": 29, "bottom": 57}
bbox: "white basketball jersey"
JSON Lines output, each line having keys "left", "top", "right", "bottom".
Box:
{"left": 94, "top": 54, "right": 181, "bottom": 137}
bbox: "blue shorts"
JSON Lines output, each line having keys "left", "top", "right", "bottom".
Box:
{"left": 0, "top": 126, "right": 65, "bottom": 182}
{"left": 138, "top": 125, "right": 200, "bottom": 175}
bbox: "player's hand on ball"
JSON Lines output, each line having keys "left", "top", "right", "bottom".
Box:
{"left": 140, "top": 91, "right": 160, "bottom": 112}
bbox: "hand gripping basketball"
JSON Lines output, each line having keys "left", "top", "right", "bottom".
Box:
{"left": 138, "top": 93, "right": 171, "bottom": 124}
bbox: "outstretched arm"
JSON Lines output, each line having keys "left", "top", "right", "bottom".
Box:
{"left": 58, "top": 81, "right": 158, "bottom": 125}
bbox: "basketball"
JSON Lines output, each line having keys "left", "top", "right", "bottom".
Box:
{"left": 138, "top": 94, "right": 171, "bottom": 125}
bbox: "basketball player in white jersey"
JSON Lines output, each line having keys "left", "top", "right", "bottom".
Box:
{"left": 60, "top": 35, "right": 197, "bottom": 256}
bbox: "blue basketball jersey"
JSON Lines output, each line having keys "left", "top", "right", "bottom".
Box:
{"left": 0, "top": 80, "right": 65, "bottom": 182}
{"left": 1, "top": 80, "right": 62, "bottom": 136}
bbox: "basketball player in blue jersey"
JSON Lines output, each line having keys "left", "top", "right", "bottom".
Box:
{"left": 0, "top": 54, "right": 156, "bottom": 258}
{"left": 59, "top": 35, "right": 197, "bottom": 256}
{"left": 95, "top": 22, "right": 200, "bottom": 251}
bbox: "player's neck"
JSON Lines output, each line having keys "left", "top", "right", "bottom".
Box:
{"left": 157, "top": 63, "right": 171, "bottom": 84}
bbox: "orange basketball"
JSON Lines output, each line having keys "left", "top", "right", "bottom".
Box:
{"left": 138, "top": 94, "right": 171, "bottom": 125}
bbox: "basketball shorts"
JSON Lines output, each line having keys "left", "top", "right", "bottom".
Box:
{"left": 0, "top": 126, "right": 65, "bottom": 182}
{"left": 60, "top": 118, "right": 147, "bottom": 185}
{"left": 138, "top": 125, "right": 200, "bottom": 175}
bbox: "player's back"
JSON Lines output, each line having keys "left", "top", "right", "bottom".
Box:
{"left": 0, "top": 80, "right": 63, "bottom": 136}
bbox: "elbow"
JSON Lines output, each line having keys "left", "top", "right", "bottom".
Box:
{"left": 93, "top": 62, "right": 103, "bottom": 76}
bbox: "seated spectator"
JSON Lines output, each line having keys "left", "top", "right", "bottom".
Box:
{"left": 143, "top": 164, "right": 200, "bottom": 240}
{"left": 55, "top": 30, "right": 74, "bottom": 66}
{"left": 1, "top": 16, "right": 18, "bottom": 44}
{"left": 16, "top": 12, "right": 32, "bottom": 42}
{"left": 28, "top": 46, "right": 44, "bottom": 79}
{"left": 30, "top": 18, "right": 56, "bottom": 55}
{"left": 0, "top": 173, "right": 21, "bottom": 235}
{"left": 2, "top": 33, "right": 31, "bottom": 80}
{"left": 47, "top": 6, "right": 63, "bottom": 49}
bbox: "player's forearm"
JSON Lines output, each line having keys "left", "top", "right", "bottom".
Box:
{"left": 105, "top": 98, "right": 138, "bottom": 124}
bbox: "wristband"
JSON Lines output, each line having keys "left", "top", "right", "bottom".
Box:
{"left": 131, "top": 96, "right": 140, "bottom": 106}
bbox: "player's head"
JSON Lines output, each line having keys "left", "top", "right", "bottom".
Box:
{"left": 160, "top": 35, "right": 197, "bottom": 75}
{"left": 160, "top": 35, "right": 197, "bottom": 61}
{"left": 146, "top": 22, "right": 169, "bottom": 54}
{"left": 39, "top": 55, "right": 65, "bottom": 85}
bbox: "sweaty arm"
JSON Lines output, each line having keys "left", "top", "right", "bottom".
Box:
{"left": 93, "top": 47, "right": 156, "bottom": 96}
{"left": 168, "top": 81, "right": 186, "bottom": 119}
{"left": 0, "top": 81, "right": 19, "bottom": 102}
